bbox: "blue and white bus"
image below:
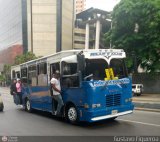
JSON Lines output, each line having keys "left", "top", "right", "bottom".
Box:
{"left": 11, "top": 49, "right": 134, "bottom": 123}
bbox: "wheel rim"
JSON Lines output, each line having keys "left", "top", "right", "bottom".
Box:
{"left": 26, "top": 100, "right": 30, "bottom": 111}
{"left": 68, "top": 107, "right": 77, "bottom": 122}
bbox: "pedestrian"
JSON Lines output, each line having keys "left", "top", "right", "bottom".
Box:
{"left": 10, "top": 79, "right": 17, "bottom": 96}
{"left": 50, "top": 70, "right": 64, "bottom": 116}
{"left": 16, "top": 78, "right": 22, "bottom": 104}
{"left": 10, "top": 79, "right": 18, "bottom": 104}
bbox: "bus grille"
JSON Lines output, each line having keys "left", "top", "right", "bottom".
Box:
{"left": 106, "top": 94, "right": 121, "bottom": 107}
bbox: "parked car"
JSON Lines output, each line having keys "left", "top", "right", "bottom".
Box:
{"left": 132, "top": 84, "right": 144, "bottom": 96}
{"left": 0, "top": 93, "right": 4, "bottom": 111}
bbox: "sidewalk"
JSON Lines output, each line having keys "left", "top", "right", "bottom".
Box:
{"left": 132, "top": 94, "right": 160, "bottom": 112}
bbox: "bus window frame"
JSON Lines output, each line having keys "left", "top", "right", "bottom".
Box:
{"left": 28, "top": 64, "right": 37, "bottom": 86}
{"left": 60, "top": 55, "right": 80, "bottom": 88}
{"left": 21, "top": 67, "right": 28, "bottom": 84}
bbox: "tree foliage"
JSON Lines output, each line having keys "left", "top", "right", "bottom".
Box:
{"left": 0, "top": 74, "right": 5, "bottom": 82}
{"left": 14, "top": 52, "right": 37, "bottom": 65}
{"left": 105, "top": 0, "right": 160, "bottom": 72}
{"left": 2, "top": 64, "right": 11, "bottom": 84}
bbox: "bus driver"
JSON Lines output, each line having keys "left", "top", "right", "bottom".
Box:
{"left": 50, "top": 70, "right": 64, "bottom": 116}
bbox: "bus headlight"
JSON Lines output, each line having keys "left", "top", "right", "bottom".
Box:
{"left": 84, "top": 103, "right": 89, "bottom": 108}
{"left": 92, "top": 104, "right": 101, "bottom": 108}
{"left": 125, "top": 98, "right": 132, "bottom": 102}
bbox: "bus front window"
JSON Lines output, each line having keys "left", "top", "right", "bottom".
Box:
{"left": 85, "top": 59, "right": 108, "bottom": 80}
{"left": 110, "top": 59, "right": 128, "bottom": 79}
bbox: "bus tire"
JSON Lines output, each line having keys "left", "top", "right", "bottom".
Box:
{"left": 108, "top": 117, "right": 117, "bottom": 121}
{"left": 25, "top": 99, "right": 32, "bottom": 112}
{"left": 0, "top": 103, "right": 4, "bottom": 111}
{"left": 137, "top": 93, "right": 141, "bottom": 96}
{"left": 66, "top": 105, "right": 79, "bottom": 124}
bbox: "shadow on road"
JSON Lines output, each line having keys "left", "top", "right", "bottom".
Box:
{"left": 16, "top": 108, "right": 121, "bottom": 128}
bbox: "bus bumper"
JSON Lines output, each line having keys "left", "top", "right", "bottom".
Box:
{"left": 79, "top": 104, "right": 134, "bottom": 122}
{"left": 91, "top": 110, "right": 133, "bottom": 121}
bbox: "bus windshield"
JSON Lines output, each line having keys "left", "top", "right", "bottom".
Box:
{"left": 110, "top": 59, "right": 128, "bottom": 79}
{"left": 85, "top": 59, "right": 108, "bottom": 80}
{"left": 84, "top": 58, "right": 127, "bottom": 81}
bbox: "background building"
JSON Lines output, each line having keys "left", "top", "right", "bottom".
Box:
{"left": 0, "top": 0, "right": 23, "bottom": 64}
{"left": 75, "top": 0, "right": 86, "bottom": 14}
{"left": 26, "top": 0, "right": 74, "bottom": 57}
{"left": 0, "top": 0, "right": 75, "bottom": 64}
{"left": 74, "top": 8, "right": 111, "bottom": 49}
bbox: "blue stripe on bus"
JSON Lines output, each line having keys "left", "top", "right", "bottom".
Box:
{"left": 30, "top": 86, "right": 49, "bottom": 93}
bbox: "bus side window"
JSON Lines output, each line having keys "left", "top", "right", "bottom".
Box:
{"left": 21, "top": 68, "right": 28, "bottom": 84}
{"left": 12, "top": 70, "right": 16, "bottom": 79}
{"left": 61, "top": 62, "right": 79, "bottom": 88}
{"left": 28, "top": 65, "right": 37, "bottom": 86}
{"left": 37, "top": 63, "right": 48, "bottom": 86}
{"left": 16, "top": 71, "right": 20, "bottom": 79}
{"left": 50, "top": 63, "right": 60, "bottom": 80}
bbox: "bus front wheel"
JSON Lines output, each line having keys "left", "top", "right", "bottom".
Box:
{"left": 25, "top": 99, "right": 32, "bottom": 112}
{"left": 66, "top": 105, "right": 78, "bottom": 124}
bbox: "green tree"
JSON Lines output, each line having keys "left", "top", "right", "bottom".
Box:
{"left": 2, "top": 64, "right": 11, "bottom": 85}
{"left": 105, "top": 0, "right": 160, "bottom": 73}
{"left": 14, "top": 52, "right": 37, "bottom": 65}
{"left": 0, "top": 74, "right": 5, "bottom": 82}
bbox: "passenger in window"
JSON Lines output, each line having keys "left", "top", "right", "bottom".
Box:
{"left": 50, "top": 70, "right": 64, "bottom": 116}
{"left": 16, "top": 78, "right": 22, "bottom": 104}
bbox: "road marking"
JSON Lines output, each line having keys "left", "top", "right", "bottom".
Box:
{"left": 118, "top": 119, "right": 160, "bottom": 127}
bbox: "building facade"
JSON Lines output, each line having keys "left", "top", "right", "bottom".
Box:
{"left": 74, "top": 8, "right": 111, "bottom": 49}
{"left": 26, "top": 0, "right": 75, "bottom": 57}
{"left": 74, "top": 28, "right": 85, "bottom": 49}
{"left": 75, "top": 0, "right": 86, "bottom": 14}
{"left": 0, "top": 0, "right": 75, "bottom": 64}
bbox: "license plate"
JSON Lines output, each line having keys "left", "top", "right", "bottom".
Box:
{"left": 112, "top": 110, "right": 118, "bottom": 115}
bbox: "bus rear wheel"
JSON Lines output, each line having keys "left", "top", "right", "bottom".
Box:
{"left": 0, "top": 103, "right": 4, "bottom": 111}
{"left": 25, "top": 99, "right": 32, "bottom": 112}
{"left": 66, "top": 105, "right": 78, "bottom": 124}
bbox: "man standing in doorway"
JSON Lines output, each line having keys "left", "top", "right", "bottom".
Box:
{"left": 51, "top": 70, "right": 64, "bottom": 116}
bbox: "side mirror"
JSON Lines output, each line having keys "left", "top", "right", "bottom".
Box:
{"left": 77, "top": 54, "right": 85, "bottom": 73}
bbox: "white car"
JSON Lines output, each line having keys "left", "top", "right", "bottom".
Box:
{"left": 0, "top": 94, "right": 4, "bottom": 111}
{"left": 132, "top": 84, "right": 144, "bottom": 96}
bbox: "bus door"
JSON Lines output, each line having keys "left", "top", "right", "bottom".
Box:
{"left": 43, "top": 63, "right": 59, "bottom": 112}
{"left": 60, "top": 55, "right": 84, "bottom": 103}
{"left": 35, "top": 63, "right": 50, "bottom": 111}
{"left": 11, "top": 69, "right": 21, "bottom": 105}
{"left": 27, "top": 64, "right": 45, "bottom": 110}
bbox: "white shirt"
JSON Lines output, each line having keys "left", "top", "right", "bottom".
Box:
{"left": 50, "top": 77, "right": 61, "bottom": 95}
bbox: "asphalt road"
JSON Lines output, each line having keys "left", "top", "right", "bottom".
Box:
{"left": 0, "top": 87, "right": 160, "bottom": 136}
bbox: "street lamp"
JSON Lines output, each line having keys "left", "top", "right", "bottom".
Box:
{"left": 133, "top": 23, "right": 139, "bottom": 73}
{"left": 134, "top": 23, "right": 139, "bottom": 33}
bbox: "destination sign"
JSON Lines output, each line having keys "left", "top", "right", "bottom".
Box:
{"left": 92, "top": 78, "right": 130, "bottom": 87}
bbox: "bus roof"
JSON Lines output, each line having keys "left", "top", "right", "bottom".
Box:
{"left": 11, "top": 49, "right": 125, "bottom": 68}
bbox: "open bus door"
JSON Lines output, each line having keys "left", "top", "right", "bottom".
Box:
{"left": 60, "top": 53, "right": 85, "bottom": 89}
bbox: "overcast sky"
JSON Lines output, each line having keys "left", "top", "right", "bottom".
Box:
{"left": 86, "top": 0, "right": 121, "bottom": 11}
